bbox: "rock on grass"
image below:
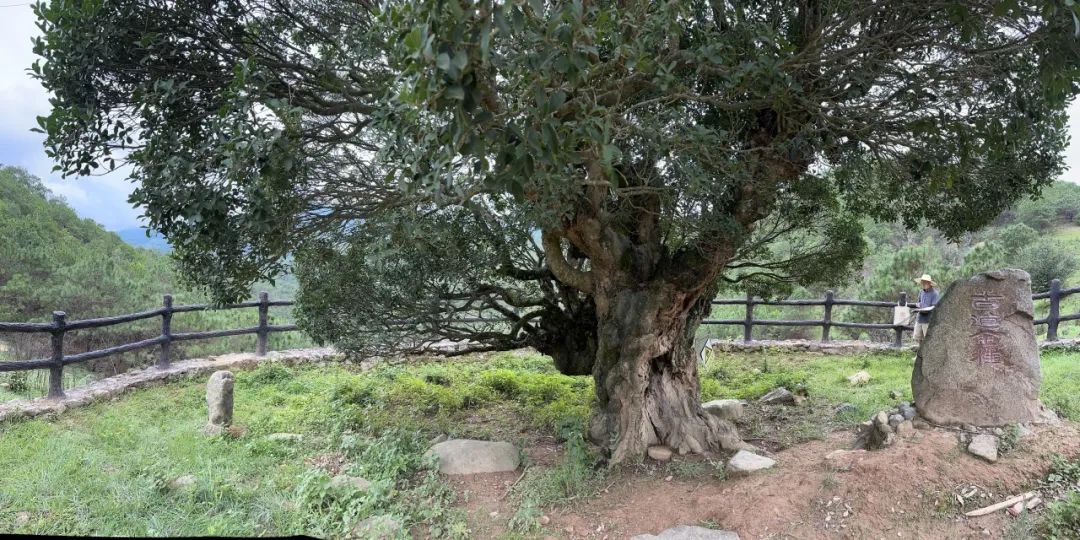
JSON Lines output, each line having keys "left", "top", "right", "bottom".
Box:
{"left": 424, "top": 439, "right": 520, "bottom": 475}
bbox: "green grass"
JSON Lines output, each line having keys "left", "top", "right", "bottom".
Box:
{"left": 3, "top": 347, "right": 1080, "bottom": 535}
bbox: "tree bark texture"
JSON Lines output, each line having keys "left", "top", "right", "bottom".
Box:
{"left": 586, "top": 282, "right": 746, "bottom": 462}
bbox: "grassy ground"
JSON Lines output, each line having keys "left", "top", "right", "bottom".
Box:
{"left": 1, "top": 348, "right": 1080, "bottom": 537}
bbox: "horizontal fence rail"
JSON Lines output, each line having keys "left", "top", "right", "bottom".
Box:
{"left": 0, "top": 292, "right": 298, "bottom": 398}
{"left": 3, "top": 279, "right": 1078, "bottom": 399}
{"left": 703, "top": 278, "right": 1079, "bottom": 347}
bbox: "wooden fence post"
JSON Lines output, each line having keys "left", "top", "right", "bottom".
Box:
{"left": 1047, "top": 279, "right": 1062, "bottom": 342}
{"left": 822, "top": 290, "right": 834, "bottom": 343}
{"left": 893, "top": 292, "right": 907, "bottom": 349}
{"left": 158, "top": 294, "right": 173, "bottom": 368}
{"left": 256, "top": 292, "right": 269, "bottom": 356}
{"left": 743, "top": 292, "right": 754, "bottom": 343}
{"left": 48, "top": 311, "right": 66, "bottom": 399}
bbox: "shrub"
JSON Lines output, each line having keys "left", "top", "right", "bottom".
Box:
{"left": 1044, "top": 491, "right": 1080, "bottom": 540}
{"left": 1017, "top": 240, "right": 1077, "bottom": 292}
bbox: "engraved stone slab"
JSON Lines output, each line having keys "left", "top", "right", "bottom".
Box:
{"left": 205, "top": 370, "right": 235, "bottom": 434}
{"left": 912, "top": 269, "right": 1041, "bottom": 426}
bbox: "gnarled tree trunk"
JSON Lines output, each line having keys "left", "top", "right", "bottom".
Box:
{"left": 586, "top": 282, "right": 747, "bottom": 462}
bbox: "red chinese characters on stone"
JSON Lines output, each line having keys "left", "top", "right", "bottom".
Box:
{"left": 970, "top": 292, "right": 1006, "bottom": 365}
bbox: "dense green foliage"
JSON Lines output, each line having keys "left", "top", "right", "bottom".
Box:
{"left": 0, "top": 166, "right": 311, "bottom": 398}
{"left": 27, "top": 0, "right": 1080, "bottom": 458}
{"left": 0, "top": 166, "right": 172, "bottom": 322}
{"left": 30, "top": 0, "right": 1080, "bottom": 351}
{"left": 705, "top": 181, "right": 1080, "bottom": 342}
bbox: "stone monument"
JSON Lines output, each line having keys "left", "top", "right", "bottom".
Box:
{"left": 912, "top": 269, "right": 1041, "bottom": 426}
{"left": 205, "top": 370, "right": 235, "bottom": 435}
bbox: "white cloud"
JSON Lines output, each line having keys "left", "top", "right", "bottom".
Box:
{"left": 0, "top": 2, "right": 139, "bottom": 231}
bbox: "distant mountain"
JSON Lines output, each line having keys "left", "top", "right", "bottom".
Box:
{"left": 114, "top": 227, "right": 172, "bottom": 252}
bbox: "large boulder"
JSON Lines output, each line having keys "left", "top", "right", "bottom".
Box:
{"left": 425, "top": 439, "right": 520, "bottom": 475}
{"left": 912, "top": 269, "right": 1042, "bottom": 426}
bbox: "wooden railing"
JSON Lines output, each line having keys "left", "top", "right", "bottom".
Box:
{"left": 3, "top": 279, "right": 1078, "bottom": 399}
{"left": 703, "top": 278, "right": 1080, "bottom": 347}
{"left": 0, "top": 292, "right": 297, "bottom": 398}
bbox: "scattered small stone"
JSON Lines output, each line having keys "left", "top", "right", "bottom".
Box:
{"left": 888, "top": 414, "right": 904, "bottom": 428}
{"left": 962, "top": 424, "right": 978, "bottom": 433}
{"left": 539, "top": 515, "right": 551, "bottom": 526}
{"left": 725, "top": 450, "right": 776, "bottom": 476}
{"left": 993, "top": 427, "right": 1004, "bottom": 437}
{"left": 266, "top": 433, "right": 304, "bottom": 442}
{"left": 489, "top": 511, "right": 499, "bottom": 518}
{"left": 702, "top": 399, "right": 745, "bottom": 421}
{"left": 351, "top": 515, "right": 402, "bottom": 539}
{"left": 665, "top": 475, "right": 673, "bottom": 481}
{"left": 873, "top": 412, "right": 892, "bottom": 435}
{"left": 631, "top": 525, "right": 741, "bottom": 540}
{"left": 898, "top": 403, "right": 917, "bottom": 420}
{"left": 648, "top": 445, "right": 674, "bottom": 461}
{"left": 896, "top": 420, "right": 915, "bottom": 438}
{"left": 168, "top": 474, "right": 196, "bottom": 490}
{"left": 967, "top": 434, "right": 999, "bottom": 463}
{"left": 847, "top": 371, "right": 871, "bottom": 386}
{"left": 329, "top": 475, "right": 371, "bottom": 492}
{"left": 759, "top": 387, "right": 795, "bottom": 405}
{"left": 1008, "top": 497, "right": 1043, "bottom": 516}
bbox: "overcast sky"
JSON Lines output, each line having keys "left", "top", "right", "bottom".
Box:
{"left": 3, "top": 4, "right": 1080, "bottom": 231}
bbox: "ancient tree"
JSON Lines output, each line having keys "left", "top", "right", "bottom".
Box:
{"left": 34, "top": 0, "right": 1080, "bottom": 461}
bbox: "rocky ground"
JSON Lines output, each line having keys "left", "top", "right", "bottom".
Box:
{"left": 446, "top": 420, "right": 1080, "bottom": 539}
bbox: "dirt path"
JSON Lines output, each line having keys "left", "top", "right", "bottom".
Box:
{"left": 453, "top": 422, "right": 1080, "bottom": 539}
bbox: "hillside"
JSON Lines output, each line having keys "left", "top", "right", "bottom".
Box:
{"left": 0, "top": 166, "right": 310, "bottom": 397}
{"left": 115, "top": 227, "right": 172, "bottom": 252}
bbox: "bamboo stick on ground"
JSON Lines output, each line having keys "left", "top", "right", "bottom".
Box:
{"left": 964, "top": 492, "right": 1037, "bottom": 517}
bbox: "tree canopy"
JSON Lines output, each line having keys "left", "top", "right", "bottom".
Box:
{"left": 34, "top": 0, "right": 1080, "bottom": 460}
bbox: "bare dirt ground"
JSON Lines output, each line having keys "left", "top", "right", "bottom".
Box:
{"left": 450, "top": 422, "right": 1080, "bottom": 539}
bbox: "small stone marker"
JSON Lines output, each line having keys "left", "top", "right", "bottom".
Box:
{"left": 725, "top": 449, "right": 776, "bottom": 475}
{"left": 967, "top": 434, "right": 999, "bottom": 463}
{"left": 631, "top": 525, "right": 741, "bottom": 540}
{"left": 204, "top": 370, "right": 234, "bottom": 435}
{"left": 912, "top": 269, "right": 1042, "bottom": 426}
{"left": 702, "top": 399, "right": 744, "bottom": 421}
{"left": 425, "top": 439, "right": 520, "bottom": 474}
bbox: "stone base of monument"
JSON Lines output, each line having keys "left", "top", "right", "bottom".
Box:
{"left": 912, "top": 269, "right": 1042, "bottom": 427}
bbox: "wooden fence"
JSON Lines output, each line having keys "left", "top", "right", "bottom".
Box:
{"left": 703, "top": 278, "right": 1080, "bottom": 346}
{"left": 2, "top": 279, "right": 1079, "bottom": 400}
{"left": 0, "top": 293, "right": 297, "bottom": 399}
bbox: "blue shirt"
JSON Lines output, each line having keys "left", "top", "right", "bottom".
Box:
{"left": 918, "top": 288, "right": 939, "bottom": 323}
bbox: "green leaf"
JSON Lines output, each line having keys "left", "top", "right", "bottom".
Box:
{"left": 452, "top": 50, "right": 469, "bottom": 71}
{"left": 403, "top": 27, "right": 423, "bottom": 54}
{"left": 436, "top": 52, "right": 450, "bottom": 72}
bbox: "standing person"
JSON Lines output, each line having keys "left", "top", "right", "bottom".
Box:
{"left": 913, "top": 274, "right": 939, "bottom": 346}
